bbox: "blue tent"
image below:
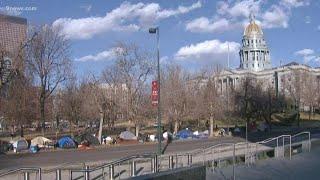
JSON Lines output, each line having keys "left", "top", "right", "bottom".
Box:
{"left": 177, "top": 129, "right": 193, "bottom": 139}
{"left": 58, "top": 136, "right": 76, "bottom": 148}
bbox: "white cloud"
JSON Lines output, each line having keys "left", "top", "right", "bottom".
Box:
{"left": 75, "top": 49, "right": 115, "bottom": 62}
{"left": 174, "top": 39, "right": 240, "bottom": 65}
{"left": 186, "top": 17, "right": 231, "bottom": 33}
{"left": 294, "top": 48, "right": 319, "bottom": 63}
{"left": 186, "top": 0, "right": 309, "bottom": 33}
{"left": 317, "top": 25, "right": 320, "bottom": 31}
{"left": 217, "top": 0, "right": 262, "bottom": 18}
{"left": 295, "top": 48, "right": 314, "bottom": 56}
{"left": 280, "top": 0, "right": 310, "bottom": 8}
{"left": 157, "top": 1, "right": 201, "bottom": 19}
{"left": 261, "top": 5, "right": 289, "bottom": 28}
{"left": 53, "top": 1, "right": 201, "bottom": 40}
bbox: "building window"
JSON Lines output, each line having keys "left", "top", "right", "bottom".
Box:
{"left": 252, "top": 64, "right": 254, "bottom": 67}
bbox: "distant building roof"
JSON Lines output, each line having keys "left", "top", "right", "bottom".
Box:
{"left": 0, "top": 13, "right": 27, "bottom": 25}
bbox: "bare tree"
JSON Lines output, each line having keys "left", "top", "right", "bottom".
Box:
{"left": 60, "top": 76, "right": 83, "bottom": 134}
{"left": 2, "top": 72, "right": 37, "bottom": 136}
{"left": 285, "top": 70, "right": 304, "bottom": 126}
{"left": 26, "top": 25, "right": 71, "bottom": 134}
{"left": 162, "top": 65, "right": 188, "bottom": 134}
{"left": 235, "top": 76, "right": 256, "bottom": 126}
{"left": 102, "top": 42, "right": 153, "bottom": 137}
{"left": 301, "top": 72, "right": 318, "bottom": 121}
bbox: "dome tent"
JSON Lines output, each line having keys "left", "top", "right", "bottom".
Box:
{"left": 74, "top": 133, "right": 99, "bottom": 145}
{"left": 58, "top": 136, "right": 76, "bottom": 148}
{"left": 119, "top": 131, "right": 136, "bottom": 140}
{"left": 31, "top": 136, "right": 52, "bottom": 148}
{"left": 12, "top": 138, "right": 28, "bottom": 152}
{"left": 177, "top": 129, "right": 193, "bottom": 139}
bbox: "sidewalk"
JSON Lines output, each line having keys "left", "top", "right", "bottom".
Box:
{"left": 207, "top": 140, "right": 320, "bottom": 180}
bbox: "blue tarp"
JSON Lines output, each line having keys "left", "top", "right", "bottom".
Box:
{"left": 176, "top": 129, "right": 193, "bottom": 139}
{"left": 58, "top": 136, "right": 76, "bottom": 148}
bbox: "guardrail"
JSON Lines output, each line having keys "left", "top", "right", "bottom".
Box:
{"left": 0, "top": 131, "right": 312, "bottom": 180}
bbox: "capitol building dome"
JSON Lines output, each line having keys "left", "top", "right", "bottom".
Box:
{"left": 239, "top": 14, "right": 271, "bottom": 71}
{"left": 244, "top": 20, "right": 263, "bottom": 36}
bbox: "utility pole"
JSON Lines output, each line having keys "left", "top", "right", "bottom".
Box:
{"left": 149, "top": 27, "right": 162, "bottom": 155}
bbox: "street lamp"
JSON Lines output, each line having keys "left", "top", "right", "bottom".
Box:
{"left": 149, "top": 27, "right": 162, "bottom": 155}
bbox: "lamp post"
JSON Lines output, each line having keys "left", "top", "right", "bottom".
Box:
{"left": 149, "top": 27, "right": 162, "bottom": 155}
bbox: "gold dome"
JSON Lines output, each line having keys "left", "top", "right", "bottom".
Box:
{"left": 244, "top": 14, "right": 263, "bottom": 36}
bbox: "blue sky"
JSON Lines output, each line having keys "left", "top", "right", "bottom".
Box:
{"left": 1, "top": 0, "right": 320, "bottom": 78}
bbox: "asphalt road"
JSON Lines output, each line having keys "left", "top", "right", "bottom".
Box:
{"left": 0, "top": 137, "right": 244, "bottom": 170}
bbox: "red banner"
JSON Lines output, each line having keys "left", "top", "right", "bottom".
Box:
{"left": 151, "top": 80, "right": 158, "bottom": 106}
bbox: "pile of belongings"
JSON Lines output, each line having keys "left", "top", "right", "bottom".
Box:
{"left": 149, "top": 135, "right": 156, "bottom": 142}
{"left": 74, "top": 133, "right": 99, "bottom": 146}
{"left": 11, "top": 138, "right": 28, "bottom": 152}
{"left": 192, "top": 130, "right": 209, "bottom": 139}
{"left": 176, "top": 128, "right": 193, "bottom": 139}
{"left": 102, "top": 136, "right": 115, "bottom": 145}
{"left": 57, "top": 136, "right": 76, "bottom": 149}
{"left": 31, "top": 136, "right": 53, "bottom": 148}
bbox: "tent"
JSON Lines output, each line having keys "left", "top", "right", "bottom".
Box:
{"left": 58, "top": 136, "right": 76, "bottom": 148}
{"left": 74, "top": 133, "right": 99, "bottom": 146}
{"left": 119, "top": 131, "right": 136, "bottom": 140}
{"left": 12, "top": 139, "right": 28, "bottom": 152}
{"left": 177, "top": 129, "right": 193, "bottom": 139}
{"left": 0, "top": 140, "right": 12, "bottom": 153}
{"left": 31, "top": 136, "right": 52, "bottom": 148}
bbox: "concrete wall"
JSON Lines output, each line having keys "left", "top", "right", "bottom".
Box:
{"left": 130, "top": 165, "right": 206, "bottom": 180}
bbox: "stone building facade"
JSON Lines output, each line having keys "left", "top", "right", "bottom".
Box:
{"left": 216, "top": 15, "right": 320, "bottom": 100}
{"left": 0, "top": 14, "right": 27, "bottom": 87}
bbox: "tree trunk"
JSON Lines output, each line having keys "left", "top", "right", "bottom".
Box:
{"left": 309, "top": 104, "right": 312, "bottom": 121}
{"left": 98, "top": 111, "right": 104, "bottom": 144}
{"left": 20, "top": 125, "right": 24, "bottom": 137}
{"left": 135, "top": 124, "right": 140, "bottom": 137}
{"left": 210, "top": 116, "right": 214, "bottom": 137}
{"left": 174, "top": 120, "right": 179, "bottom": 134}
{"left": 40, "top": 93, "right": 45, "bottom": 136}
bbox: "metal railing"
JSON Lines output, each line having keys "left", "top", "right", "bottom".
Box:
{"left": 0, "top": 167, "right": 41, "bottom": 180}
{"left": 0, "top": 131, "right": 312, "bottom": 180}
{"left": 64, "top": 153, "right": 157, "bottom": 180}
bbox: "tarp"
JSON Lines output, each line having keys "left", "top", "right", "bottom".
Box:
{"left": 177, "top": 129, "right": 193, "bottom": 139}
{"left": 119, "top": 131, "right": 136, "bottom": 140}
{"left": 12, "top": 139, "right": 28, "bottom": 152}
{"left": 58, "top": 136, "right": 76, "bottom": 148}
{"left": 74, "top": 133, "right": 99, "bottom": 145}
{"left": 31, "top": 136, "right": 52, "bottom": 148}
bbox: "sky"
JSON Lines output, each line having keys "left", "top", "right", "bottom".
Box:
{"left": 1, "top": 0, "right": 320, "bottom": 78}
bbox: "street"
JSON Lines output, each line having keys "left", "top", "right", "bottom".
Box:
{"left": 0, "top": 137, "right": 243, "bottom": 171}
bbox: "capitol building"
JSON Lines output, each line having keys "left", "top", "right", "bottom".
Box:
{"left": 216, "top": 15, "right": 320, "bottom": 98}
